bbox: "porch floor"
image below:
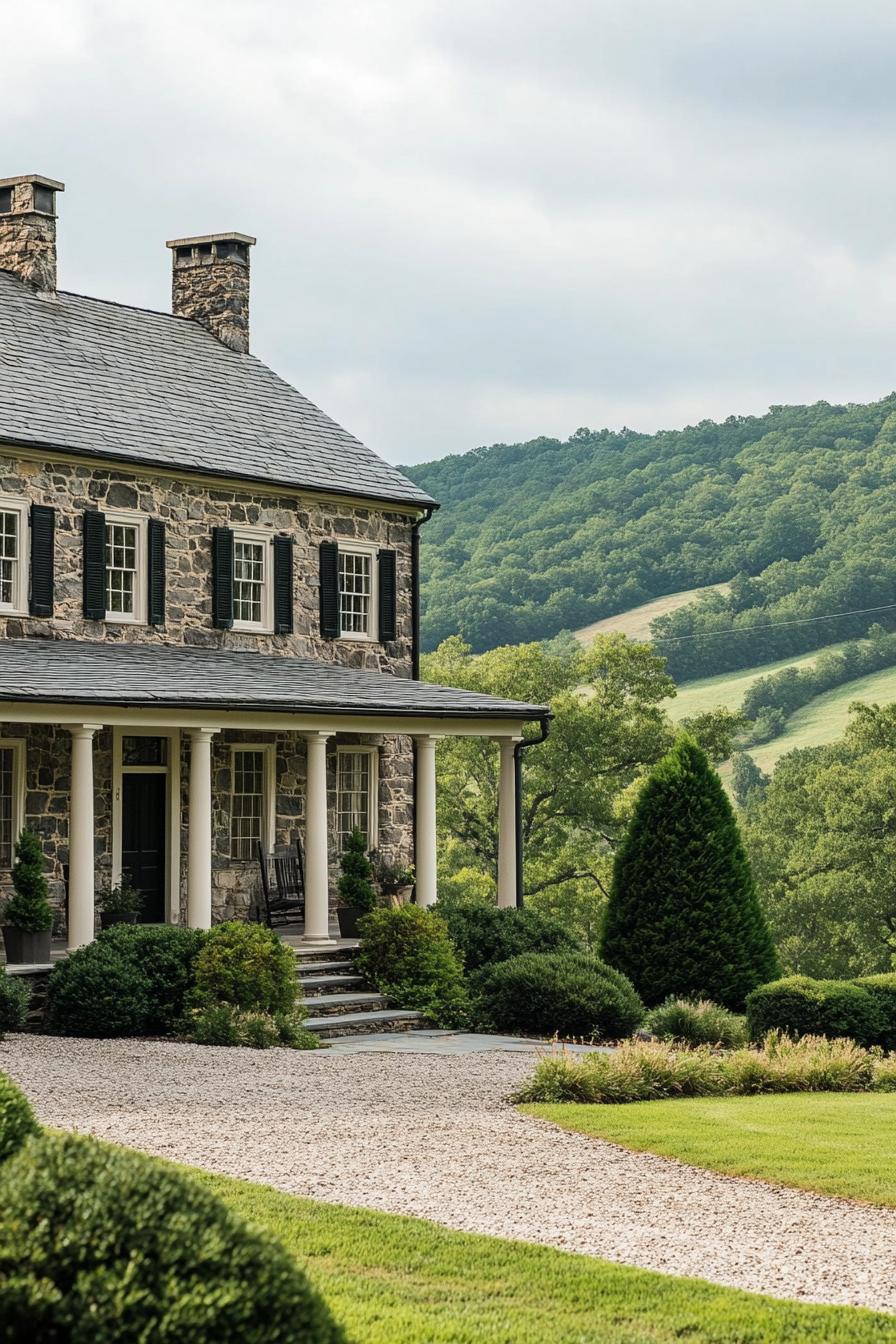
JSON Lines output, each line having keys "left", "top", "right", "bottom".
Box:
{"left": 0, "top": 925, "right": 355, "bottom": 969}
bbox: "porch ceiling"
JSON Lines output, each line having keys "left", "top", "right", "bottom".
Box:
{"left": 0, "top": 638, "right": 546, "bottom": 723}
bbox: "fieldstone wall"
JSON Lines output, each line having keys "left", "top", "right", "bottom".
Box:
{"left": 0, "top": 180, "right": 58, "bottom": 292}
{"left": 171, "top": 247, "right": 251, "bottom": 353}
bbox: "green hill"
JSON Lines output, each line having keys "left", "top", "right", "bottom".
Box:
{"left": 405, "top": 397, "right": 896, "bottom": 678}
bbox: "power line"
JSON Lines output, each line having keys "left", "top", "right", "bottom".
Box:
{"left": 646, "top": 601, "right": 896, "bottom": 645}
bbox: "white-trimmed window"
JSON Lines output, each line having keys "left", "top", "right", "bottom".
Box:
{"left": 105, "top": 511, "right": 146, "bottom": 624}
{"left": 336, "top": 747, "right": 378, "bottom": 851}
{"left": 233, "top": 529, "right": 273, "bottom": 633}
{"left": 0, "top": 498, "right": 28, "bottom": 615}
{"left": 338, "top": 544, "right": 377, "bottom": 639}
{"left": 230, "top": 745, "right": 274, "bottom": 861}
{"left": 0, "top": 739, "right": 25, "bottom": 869}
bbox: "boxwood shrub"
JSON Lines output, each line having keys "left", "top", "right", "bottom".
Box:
{"left": 0, "top": 1072, "right": 39, "bottom": 1165}
{"left": 357, "top": 905, "right": 469, "bottom": 1027}
{"left": 435, "top": 902, "right": 582, "bottom": 975}
{"left": 0, "top": 975, "right": 31, "bottom": 1033}
{"left": 472, "top": 951, "right": 645, "bottom": 1041}
{"left": 0, "top": 1133, "right": 346, "bottom": 1342}
{"left": 745, "top": 976, "right": 884, "bottom": 1047}
{"left": 191, "top": 921, "right": 298, "bottom": 1016}
{"left": 856, "top": 973, "right": 896, "bottom": 1051}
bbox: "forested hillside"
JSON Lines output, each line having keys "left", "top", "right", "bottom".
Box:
{"left": 405, "top": 397, "right": 896, "bottom": 675}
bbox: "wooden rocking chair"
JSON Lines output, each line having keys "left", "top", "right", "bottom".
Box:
{"left": 255, "top": 837, "right": 306, "bottom": 928}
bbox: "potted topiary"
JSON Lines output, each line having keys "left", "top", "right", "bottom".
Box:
{"left": 370, "top": 852, "right": 415, "bottom": 907}
{"left": 336, "top": 828, "right": 377, "bottom": 938}
{"left": 97, "top": 880, "right": 142, "bottom": 930}
{"left": 2, "top": 829, "right": 53, "bottom": 965}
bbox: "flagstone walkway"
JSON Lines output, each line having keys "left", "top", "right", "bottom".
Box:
{"left": 2, "top": 1033, "right": 894, "bottom": 1314}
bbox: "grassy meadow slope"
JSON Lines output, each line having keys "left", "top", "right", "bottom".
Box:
{"left": 575, "top": 583, "right": 729, "bottom": 644}
{"left": 747, "top": 664, "right": 896, "bottom": 773}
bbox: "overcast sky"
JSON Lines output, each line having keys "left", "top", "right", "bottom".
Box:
{"left": 5, "top": 0, "right": 896, "bottom": 465}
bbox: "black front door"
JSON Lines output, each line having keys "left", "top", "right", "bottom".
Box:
{"left": 121, "top": 774, "right": 166, "bottom": 923}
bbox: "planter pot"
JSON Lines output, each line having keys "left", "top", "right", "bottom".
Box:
{"left": 336, "top": 906, "right": 369, "bottom": 939}
{"left": 99, "top": 911, "right": 139, "bottom": 931}
{"left": 2, "top": 926, "right": 52, "bottom": 965}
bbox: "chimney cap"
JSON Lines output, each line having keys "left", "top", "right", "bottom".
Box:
{"left": 165, "top": 231, "right": 256, "bottom": 250}
{"left": 0, "top": 173, "right": 65, "bottom": 192}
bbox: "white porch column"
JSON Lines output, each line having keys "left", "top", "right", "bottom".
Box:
{"left": 187, "top": 728, "right": 218, "bottom": 930}
{"left": 302, "top": 730, "right": 334, "bottom": 944}
{"left": 68, "top": 723, "right": 103, "bottom": 951}
{"left": 414, "top": 734, "right": 439, "bottom": 908}
{"left": 496, "top": 736, "right": 521, "bottom": 908}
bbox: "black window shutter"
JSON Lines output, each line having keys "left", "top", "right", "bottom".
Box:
{"left": 82, "top": 509, "right": 106, "bottom": 620}
{"left": 378, "top": 548, "right": 397, "bottom": 642}
{"left": 273, "top": 535, "right": 294, "bottom": 635}
{"left": 147, "top": 519, "right": 166, "bottom": 626}
{"left": 212, "top": 526, "right": 234, "bottom": 629}
{"left": 319, "top": 540, "right": 340, "bottom": 639}
{"left": 29, "top": 504, "right": 55, "bottom": 617}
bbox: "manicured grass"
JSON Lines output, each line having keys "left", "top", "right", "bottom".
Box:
{"left": 523, "top": 1093, "right": 896, "bottom": 1209}
{"left": 748, "top": 664, "right": 896, "bottom": 773}
{"left": 194, "top": 1167, "right": 896, "bottom": 1341}
{"left": 666, "top": 643, "right": 847, "bottom": 723}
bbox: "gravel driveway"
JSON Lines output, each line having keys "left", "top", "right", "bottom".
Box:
{"left": 2, "top": 1033, "right": 895, "bottom": 1313}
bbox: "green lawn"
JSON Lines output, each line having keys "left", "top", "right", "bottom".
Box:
{"left": 748, "top": 664, "right": 896, "bottom": 772}
{"left": 666, "top": 644, "right": 847, "bottom": 722}
{"left": 195, "top": 1167, "right": 896, "bottom": 1341}
{"left": 523, "top": 1093, "right": 896, "bottom": 1208}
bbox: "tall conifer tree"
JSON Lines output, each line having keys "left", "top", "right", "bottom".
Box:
{"left": 601, "top": 735, "right": 778, "bottom": 1009}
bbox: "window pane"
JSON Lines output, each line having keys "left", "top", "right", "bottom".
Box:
{"left": 106, "top": 523, "right": 138, "bottom": 616}
{"left": 0, "top": 512, "right": 18, "bottom": 608}
{"left": 233, "top": 540, "right": 265, "bottom": 625}
{"left": 231, "top": 749, "right": 265, "bottom": 861}
{"left": 336, "top": 751, "right": 372, "bottom": 851}
{"left": 0, "top": 747, "right": 14, "bottom": 868}
{"left": 338, "top": 551, "right": 371, "bottom": 635}
{"left": 122, "top": 736, "right": 167, "bottom": 766}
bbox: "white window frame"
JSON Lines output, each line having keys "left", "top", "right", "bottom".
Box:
{"left": 0, "top": 497, "right": 29, "bottom": 617}
{"left": 337, "top": 542, "right": 378, "bottom": 642}
{"left": 104, "top": 510, "right": 147, "bottom": 626}
{"left": 0, "top": 738, "right": 25, "bottom": 870}
{"left": 230, "top": 743, "right": 275, "bottom": 862}
{"left": 335, "top": 746, "right": 379, "bottom": 851}
{"left": 232, "top": 527, "right": 274, "bottom": 634}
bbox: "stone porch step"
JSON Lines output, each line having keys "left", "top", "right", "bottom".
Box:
{"left": 305, "top": 1008, "right": 424, "bottom": 1038}
{"left": 296, "top": 959, "right": 357, "bottom": 977}
{"left": 293, "top": 943, "right": 359, "bottom": 964}
{"left": 301, "top": 974, "right": 365, "bottom": 992}
{"left": 304, "top": 991, "right": 388, "bottom": 1016}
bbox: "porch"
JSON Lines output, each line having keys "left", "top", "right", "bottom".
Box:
{"left": 0, "top": 639, "right": 547, "bottom": 949}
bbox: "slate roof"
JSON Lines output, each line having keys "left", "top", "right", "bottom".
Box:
{"left": 0, "top": 270, "right": 434, "bottom": 508}
{"left": 0, "top": 639, "right": 545, "bottom": 721}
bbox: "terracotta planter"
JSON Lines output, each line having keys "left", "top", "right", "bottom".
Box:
{"left": 2, "top": 926, "right": 52, "bottom": 965}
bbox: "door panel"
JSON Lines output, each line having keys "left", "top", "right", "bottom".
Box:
{"left": 121, "top": 774, "right": 166, "bottom": 923}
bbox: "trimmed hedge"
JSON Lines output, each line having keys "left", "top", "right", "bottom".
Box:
{"left": 0, "top": 1133, "right": 345, "bottom": 1341}
{"left": 472, "top": 951, "right": 644, "bottom": 1041}
{"left": 191, "top": 921, "right": 299, "bottom": 1016}
{"left": 45, "top": 925, "right": 204, "bottom": 1038}
{"left": 856, "top": 973, "right": 896, "bottom": 1051}
{"left": 0, "top": 1072, "right": 39, "bottom": 1165}
{"left": 0, "top": 975, "right": 31, "bottom": 1033}
{"left": 435, "top": 902, "right": 582, "bottom": 974}
{"left": 357, "top": 906, "right": 469, "bottom": 1028}
{"left": 746, "top": 976, "right": 885, "bottom": 1047}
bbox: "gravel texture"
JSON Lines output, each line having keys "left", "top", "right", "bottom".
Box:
{"left": 2, "top": 1033, "right": 895, "bottom": 1313}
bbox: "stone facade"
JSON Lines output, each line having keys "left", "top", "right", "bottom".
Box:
{"left": 168, "top": 234, "right": 254, "bottom": 354}
{"left": 0, "top": 446, "right": 417, "bottom": 925}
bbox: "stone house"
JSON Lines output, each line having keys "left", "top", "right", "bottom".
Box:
{"left": 0, "top": 173, "right": 544, "bottom": 947}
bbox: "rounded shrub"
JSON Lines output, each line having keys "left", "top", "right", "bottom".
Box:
{"left": 646, "top": 998, "right": 748, "bottom": 1048}
{"left": 856, "top": 973, "right": 896, "bottom": 1051}
{"left": 0, "top": 1072, "right": 39, "bottom": 1164}
{"left": 0, "top": 975, "right": 31, "bottom": 1032}
{"left": 435, "top": 902, "right": 582, "bottom": 974}
{"left": 101, "top": 924, "right": 205, "bottom": 1034}
{"left": 472, "top": 951, "right": 645, "bottom": 1041}
{"left": 191, "top": 921, "right": 298, "bottom": 1016}
{"left": 746, "top": 976, "right": 884, "bottom": 1047}
{"left": 0, "top": 1133, "right": 346, "bottom": 1342}
{"left": 357, "top": 905, "right": 469, "bottom": 1027}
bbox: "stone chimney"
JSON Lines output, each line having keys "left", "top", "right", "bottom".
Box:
{"left": 165, "top": 232, "right": 256, "bottom": 353}
{"left": 0, "top": 174, "right": 64, "bottom": 292}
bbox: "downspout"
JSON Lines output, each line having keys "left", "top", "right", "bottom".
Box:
{"left": 514, "top": 713, "right": 550, "bottom": 907}
{"left": 411, "top": 504, "right": 435, "bottom": 681}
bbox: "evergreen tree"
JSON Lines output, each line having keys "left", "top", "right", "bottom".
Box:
{"left": 337, "top": 829, "right": 377, "bottom": 913}
{"left": 601, "top": 736, "right": 778, "bottom": 1010}
{"left": 4, "top": 830, "right": 52, "bottom": 933}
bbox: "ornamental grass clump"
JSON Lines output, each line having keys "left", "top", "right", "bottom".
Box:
{"left": 646, "top": 997, "right": 748, "bottom": 1048}
{"left": 516, "top": 1031, "right": 896, "bottom": 1104}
